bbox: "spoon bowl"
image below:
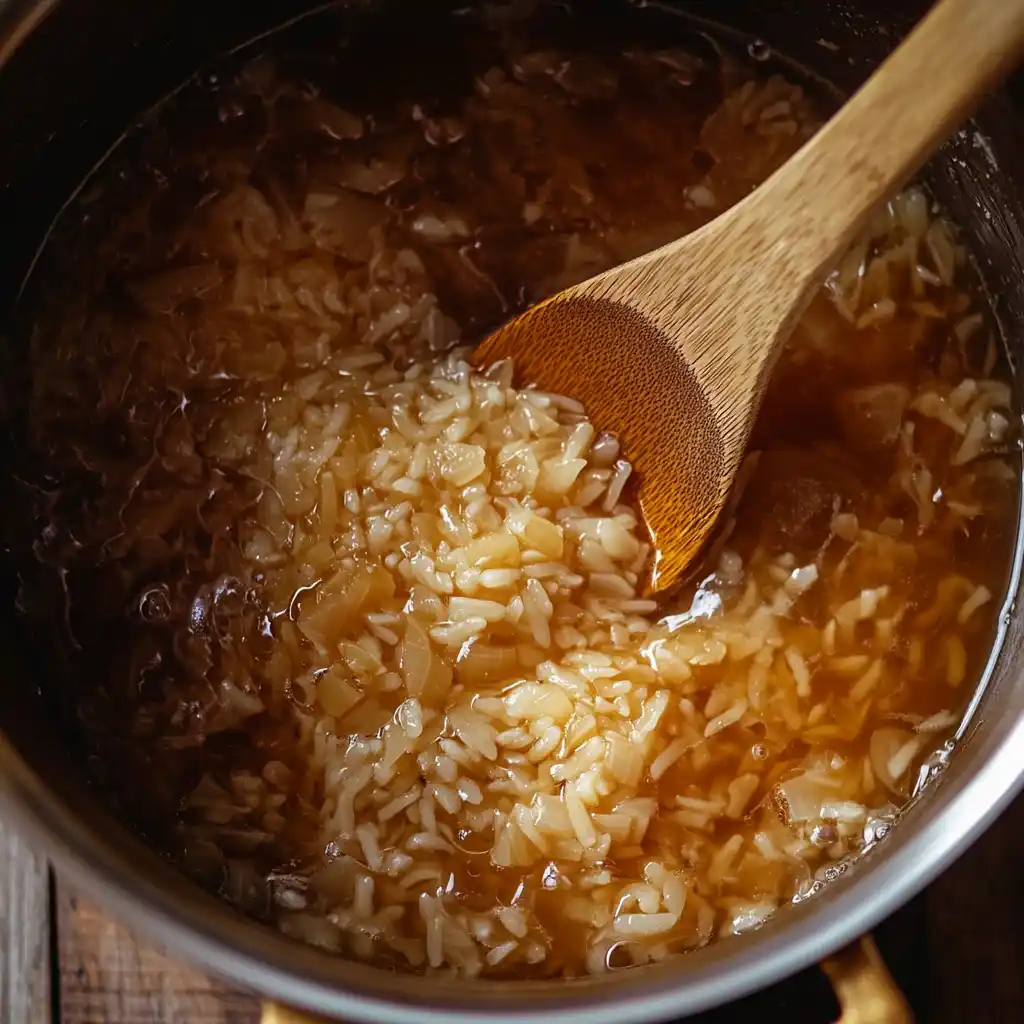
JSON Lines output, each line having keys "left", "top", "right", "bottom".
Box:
{"left": 473, "top": 0, "right": 1024, "bottom": 595}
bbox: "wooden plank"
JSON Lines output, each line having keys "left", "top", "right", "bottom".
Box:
{"left": 0, "top": 819, "right": 52, "bottom": 1024}
{"left": 922, "top": 792, "right": 1024, "bottom": 1020}
{"left": 57, "top": 887, "right": 259, "bottom": 1024}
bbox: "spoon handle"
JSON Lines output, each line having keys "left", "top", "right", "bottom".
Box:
{"left": 738, "top": 0, "right": 1024, "bottom": 293}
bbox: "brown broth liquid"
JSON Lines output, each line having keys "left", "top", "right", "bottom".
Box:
{"left": 4, "top": 2, "right": 1019, "bottom": 977}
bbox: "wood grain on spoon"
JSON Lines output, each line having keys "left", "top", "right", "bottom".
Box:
{"left": 472, "top": 0, "right": 1024, "bottom": 596}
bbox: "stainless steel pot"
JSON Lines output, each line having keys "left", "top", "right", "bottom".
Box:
{"left": 0, "top": 1, "right": 1022, "bottom": 1022}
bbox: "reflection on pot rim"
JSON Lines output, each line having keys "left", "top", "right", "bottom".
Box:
{"left": 0, "top": 1, "right": 1021, "bottom": 1021}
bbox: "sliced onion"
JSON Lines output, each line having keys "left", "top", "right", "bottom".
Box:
{"left": 870, "top": 727, "right": 923, "bottom": 795}
{"left": 773, "top": 771, "right": 835, "bottom": 823}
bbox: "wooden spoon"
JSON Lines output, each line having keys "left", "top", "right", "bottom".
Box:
{"left": 472, "top": 0, "right": 1024, "bottom": 595}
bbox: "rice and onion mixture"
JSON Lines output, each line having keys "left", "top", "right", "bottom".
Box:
{"left": 9, "top": 17, "right": 1017, "bottom": 978}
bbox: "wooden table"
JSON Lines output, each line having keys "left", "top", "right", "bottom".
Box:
{"left": 2, "top": 795, "right": 1021, "bottom": 1023}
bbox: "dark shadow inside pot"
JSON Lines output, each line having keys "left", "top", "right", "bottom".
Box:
{"left": 0, "top": 2, "right": 1021, "bottom": 1022}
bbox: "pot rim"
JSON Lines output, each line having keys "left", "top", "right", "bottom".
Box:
{"left": 3, "top": 692, "right": 1022, "bottom": 1023}
{"left": 1, "top": 0, "right": 1023, "bottom": 1020}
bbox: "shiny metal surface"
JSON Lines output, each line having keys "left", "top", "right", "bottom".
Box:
{"left": 0, "top": 2, "right": 1021, "bottom": 1021}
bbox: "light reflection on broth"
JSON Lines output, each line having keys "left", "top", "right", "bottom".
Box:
{"left": 4, "top": 2, "right": 1017, "bottom": 978}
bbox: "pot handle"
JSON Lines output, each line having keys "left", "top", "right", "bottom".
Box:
{"left": 259, "top": 934, "right": 912, "bottom": 1024}
{"left": 822, "top": 935, "right": 914, "bottom": 1024}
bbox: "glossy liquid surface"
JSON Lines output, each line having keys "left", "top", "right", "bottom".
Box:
{"left": 3, "top": 2, "right": 1017, "bottom": 977}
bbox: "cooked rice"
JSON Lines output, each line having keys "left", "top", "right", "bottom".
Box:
{"left": 6, "top": 10, "right": 1016, "bottom": 980}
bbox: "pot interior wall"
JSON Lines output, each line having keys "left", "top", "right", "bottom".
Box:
{"left": 0, "top": 1, "right": 1021, "bottom": 1021}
